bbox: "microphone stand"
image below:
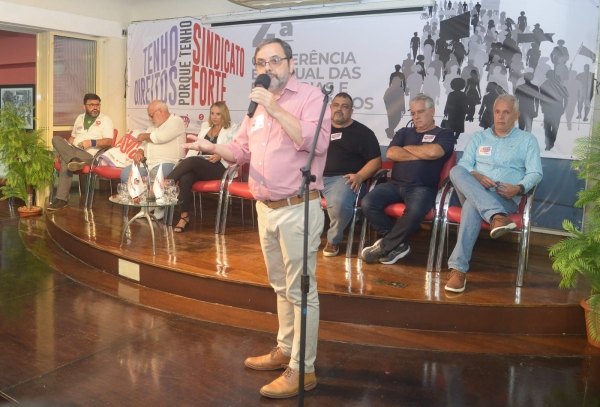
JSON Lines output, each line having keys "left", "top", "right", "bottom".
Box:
{"left": 297, "top": 83, "right": 333, "bottom": 407}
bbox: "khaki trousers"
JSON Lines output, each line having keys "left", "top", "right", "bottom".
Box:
{"left": 256, "top": 198, "right": 323, "bottom": 373}
{"left": 52, "top": 136, "right": 93, "bottom": 201}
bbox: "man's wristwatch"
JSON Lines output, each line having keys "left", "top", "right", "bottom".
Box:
{"left": 518, "top": 184, "right": 525, "bottom": 195}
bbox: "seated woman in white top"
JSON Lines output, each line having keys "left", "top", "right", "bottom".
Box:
{"left": 167, "top": 101, "right": 239, "bottom": 233}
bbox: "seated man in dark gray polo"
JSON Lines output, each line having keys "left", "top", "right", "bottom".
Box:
{"left": 322, "top": 92, "right": 381, "bottom": 257}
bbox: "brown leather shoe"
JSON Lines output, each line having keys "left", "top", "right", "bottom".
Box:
{"left": 323, "top": 242, "right": 339, "bottom": 257}
{"left": 260, "top": 366, "right": 317, "bottom": 399}
{"left": 244, "top": 347, "right": 290, "bottom": 371}
{"left": 445, "top": 269, "right": 466, "bottom": 293}
{"left": 490, "top": 215, "right": 516, "bottom": 239}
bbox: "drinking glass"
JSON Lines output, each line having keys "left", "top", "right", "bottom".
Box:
{"left": 117, "top": 183, "right": 128, "bottom": 203}
{"left": 163, "top": 186, "right": 173, "bottom": 204}
{"left": 173, "top": 185, "right": 180, "bottom": 203}
{"left": 167, "top": 185, "right": 177, "bottom": 203}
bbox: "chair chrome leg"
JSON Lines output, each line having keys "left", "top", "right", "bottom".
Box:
{"left": 435, "top": 217, "right": 449, "bottom": 272}
{"left": 357, "top": 215, "right": 368, "bottom": 257}
{"left": 87, "top": 174, "right": 97, "bottom": 209}
{"left": 199, "top": 193, "right": 203, "bottom": 220}
{"left": 241, "top": 198, "right": 245, "bottom": 225}
{"left": 219, "top": 190, "right": 231, "bottom": 234}
{"left": 427, "top": 216, "right": 440, "bottom": 272}
{"left": 346, "top": 209, "right": 358, "bottom": 258}
{"left": 193, "top": 192, "right": 197, "bottom": 217}
{"left": 517, "top": 224, "right": 530, "bottom": 287}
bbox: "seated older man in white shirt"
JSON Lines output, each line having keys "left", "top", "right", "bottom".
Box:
{"left": 120, "top": 100, "right": 186, "bottom": 218}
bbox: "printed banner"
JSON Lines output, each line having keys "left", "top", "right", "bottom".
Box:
{"left": 127, "top": 0, "right": 600, "bottom": 160}
{"left": 127, "top": 18, "right": 247, "bottom": 135}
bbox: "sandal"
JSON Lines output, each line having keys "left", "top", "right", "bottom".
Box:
{"left": 173, "top": 215, "right": 190, "bottom": 233}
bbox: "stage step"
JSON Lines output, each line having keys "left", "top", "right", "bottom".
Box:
{"left": 22, "top": 216, "right": 600, "bottom": 357}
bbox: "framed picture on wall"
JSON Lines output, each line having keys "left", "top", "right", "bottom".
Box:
{"left": 0, "top": 84, "right": 35, "bottom": 130}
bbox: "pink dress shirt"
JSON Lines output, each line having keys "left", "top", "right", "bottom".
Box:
{"left": 228, "top": 75, "right": 331, "bottom": 201}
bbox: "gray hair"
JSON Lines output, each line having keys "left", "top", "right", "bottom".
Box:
{"left": 409, "top": 93, "right": 435, "bottom": 110}
{"left": 493, "top": 93, "right": 519, "bottom": 113}
{"left": 254, "top": 38, "right": 293, "bottom": 59}
{"left": 150, "top": 100, "right": 169, "bottom": 113}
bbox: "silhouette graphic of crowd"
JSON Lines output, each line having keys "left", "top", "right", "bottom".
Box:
{"left": 384, "top": 1, "right": 596, "bottom": 151}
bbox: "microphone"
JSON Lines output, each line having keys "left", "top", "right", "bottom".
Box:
{"left": 247, "top": 74, "right": 271, "bottom": 118}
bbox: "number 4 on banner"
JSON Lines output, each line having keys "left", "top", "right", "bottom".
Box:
{"left": 252, "top": 23, "right": 294, "bottom": 47}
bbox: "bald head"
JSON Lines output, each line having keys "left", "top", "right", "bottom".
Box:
{"left": 147, "top": 100, "right": 170, "bottom": 126}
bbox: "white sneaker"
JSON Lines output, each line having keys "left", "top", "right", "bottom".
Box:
{"left": 153, "top": 208, "right": 164, "bottom": 220}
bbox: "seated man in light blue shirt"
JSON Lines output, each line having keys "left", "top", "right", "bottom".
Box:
{"left": 445, "top": 93, "right": 543, "bottom": 293}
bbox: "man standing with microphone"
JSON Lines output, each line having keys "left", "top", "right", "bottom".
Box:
{"left": 184, "top": 38, "right": 330, "bottom": 399}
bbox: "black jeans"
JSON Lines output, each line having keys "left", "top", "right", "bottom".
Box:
{"left": 167, "top": 157, "right": 226, "bottom": 213}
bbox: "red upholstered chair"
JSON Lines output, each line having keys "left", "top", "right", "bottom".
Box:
{"left": 321, "top": 177, "right": 372, "bottom": 258}
{"left": 360, "top": 151, "right": 457, "bottom": 270}
{"left": 434, "top": 182, "right": 537, "bottom": 287}
{"left": 49, "top": 129, "right": 118, "bottom": 204}
{"left": 84, "top": 129, "right": 121, "bottom": 209}
{"left": 218, "top": 163, "right": 254, "bottom": 234}
{"left": 182, "top": 133, "right": 241, "bottom": 232}
{"left": 191, "top": 167, "right": 239, "bottom": 234}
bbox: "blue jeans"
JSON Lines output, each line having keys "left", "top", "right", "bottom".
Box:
{"left": 361, "top": 182, "right": 436, "bottom": 253}
{"left": 120, "top": 163, "right": 176, "bottom": 183}
{"left": 447, "top": 165, "right": 519, "bottom": 273}
{"left": 322, "top": 176, "right": 366, "bottom": 245}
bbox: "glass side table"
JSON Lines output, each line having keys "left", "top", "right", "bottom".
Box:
{"left": 109, "top": 196, "right": 182, "bottom": 255}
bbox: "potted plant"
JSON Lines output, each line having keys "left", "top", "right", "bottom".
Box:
{"left": 0, "top": 102, "right": 54, "bottom": 216}
{"left": 549, "top": 123, "right": 600, "bottom": 348}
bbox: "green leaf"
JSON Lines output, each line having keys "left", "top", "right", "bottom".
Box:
{"left": 0, "top": 102, "right": 54, "bottom": 200}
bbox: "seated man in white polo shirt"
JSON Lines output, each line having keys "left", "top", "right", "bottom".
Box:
{"left": 49, "top": 93, "right": 114, "bottom": 211}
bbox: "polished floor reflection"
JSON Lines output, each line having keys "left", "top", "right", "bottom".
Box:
{"left": 1, "top": 204, "right": 599, "bottom": 406}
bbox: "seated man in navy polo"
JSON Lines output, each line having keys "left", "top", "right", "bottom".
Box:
{"left": 361, "top": 93, "right": 454, "bottom": 264}
{"left": 322, "top": 92, "right": 382, "bottom": 257}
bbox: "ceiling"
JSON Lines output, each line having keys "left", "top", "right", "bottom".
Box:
{"left": 228, "top": 0, "right": 358, "bottom": 10}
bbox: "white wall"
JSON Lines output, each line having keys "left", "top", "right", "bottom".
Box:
{"left": 97, "top": 37, "right": 127, "bottom": 139}
{"left": 0, "top": 1, "right": 125, "bottom": 38}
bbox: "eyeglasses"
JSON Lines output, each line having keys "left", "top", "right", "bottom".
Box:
{"left": 85, "top": 103, "right": 101, "bottom": 108}
{"left": 252, "top": 56, "right": 290, "bottom": 68}
{"left": 148, "top": 108, "right": 162, "bottom": 118}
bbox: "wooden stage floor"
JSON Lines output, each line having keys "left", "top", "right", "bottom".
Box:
{"left": 2, "top": 194, "right": 600, "bottom": 406}
{"left": 36, "top": 190, "right": 600, "bottom": 357}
